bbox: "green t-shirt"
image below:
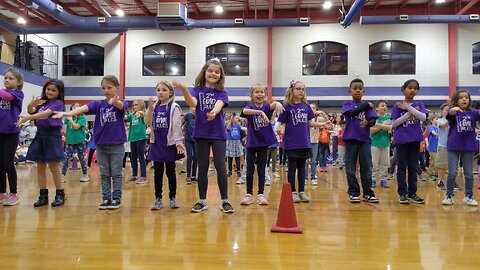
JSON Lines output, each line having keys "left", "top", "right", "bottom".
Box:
{"left": 64, "top": 116, "right": 87, "bottom": 145}
{"left": 126, "top": 113, "right": 147, "bottom": 142}
{"left": 371, "top": 115, "right": 391, "bottom": 147}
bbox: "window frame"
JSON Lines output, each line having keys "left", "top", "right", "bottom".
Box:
{"left": 369, "top": 40, "right": 416, "bottom": 75}
{"left": 142, "top": 43, "right": 186, "bottom": 76}
{"left": 206, "top": 42, "right": 249, "bottom": 76}
{"left": 473, "top": 42, "right": 480, "bottom": 75}
{"left": 302, "top": 41, "right": 348, "bottom": 76}
{"left": 62, "top": 43, "right": 104, "bottom": 76}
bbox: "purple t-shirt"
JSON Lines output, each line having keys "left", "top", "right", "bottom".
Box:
{"left": 446, "top": 110, "right": 480, "bottom": 151}
{"left": 0, "top": 89, "right": 23, "bottom": 134}
{"left": 241, "top": 103, "right": 277, "bottom": 148}
{"left": 148, "top": 102, "right": 178, "bottom": 163}
{"left": 391, "top": 101, "right": 426, "bottom": 144}
{"left": 278, "top": 102, "right": 314, "bottom": 150}
{"left": 342, "top": 101, "right": 377, "bottom": 143}
{"left": 35, "top": 99, "right": 64, "bottom": 129}
{"left": 191, "top": 86, "right": 229, "bottom": 140}
{"left": 87, "top": 99, "right": 128, "bottom": 145}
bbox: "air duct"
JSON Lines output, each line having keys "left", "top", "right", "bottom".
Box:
{"left": 360, "top": 15, "right": 480, "bottom": 24}
{"left": 340, "top": 0, "right": 368, "bottom": 28}
{"left": 0, "top": 19, "right": 126, "bottom": 34}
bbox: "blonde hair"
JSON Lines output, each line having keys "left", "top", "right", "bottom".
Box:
{"left": 194, "top": 59, "right": 225, "bottom": 90}
{"left": 101, "top": 75, "right": 120, "bottom": 87}
{"left": 133, "top": 99, "right": 146, "bottom": 111}
{"left": 249, "top": 84, "right": 266, "bottom": 104}
{"left": 156, "top": 80, "right": 176, "bottom": 104}
{"left": 284, "top": 81, "right": 308, "bottom": 106}
{"left": 4, "top": 68, "right": 24, "bottom": 90}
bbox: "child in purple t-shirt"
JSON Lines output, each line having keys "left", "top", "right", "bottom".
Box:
{"left": 240, "top": 84, "right": 284, "bottom": 206}
{"left": 18, "top": 79, "right": 65, "bottom": 207}
{"left": 145, "top": 80, "right": 185, "bottom": 210}
{"left": 0, "top": 68, "right": 24, "bottom": 206}
{"left": 442, "top": 90, "right": 479, "bottom": 206}
{"left": 391, "top": 79, "right": 426, "bottom": 204}
{"left": 342, "top": 78, "right": 378, "bottom": 204}
{"left": 277, "top": 80, "right": 327, "bottom": 203}
{"left": 54, "top": 75, "right": 127, "bottom": 210}
{"left": 176, "top": 59, "right": 233, "bottom": 213}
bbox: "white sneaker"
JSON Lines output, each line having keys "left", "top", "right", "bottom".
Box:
{"left": 265, "top": 179, "right": 271, "bottom": 186}
{"left": 463, "top": 196, "right": 478, "bottom": 206}
{"left": 257, "top": 194, "right": 268, "bottom": 205}
{"left": 240, "top": 194, "right": 253, "bottom": 205}
{"left": 312, "top": 179, "right": 318, "bottom": 185}
{"left": 292, "top": 192, "right": 301, "bottom": 203}
{"left": 442, "top": 196, "right": 454, "bottom": 205}
{"left": 80, "top": 174, "right": 90, "bottom": 182}
{"left": 236, "top": 179, "right": 245, "bottom": 184}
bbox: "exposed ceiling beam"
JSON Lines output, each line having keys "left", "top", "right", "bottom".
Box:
{"left": 188, "top": 1, "right": 201, "bottom": 16}
{"left": 296, "top": 0, "right": 301, "bottom": 15}
{"left": 133, "top": 0, "right": 151, "bottom": 16}
{"left": 427, "top": 0, "right": 436, "bottom": 7}
{"left": 400, "top": 0, "right": 409, "bottom": 9}
{"left": 89, "top": 0, "right": 111, "bottom": 17}
{"left": 77, "top": 0, "right": 102, "bottom": 16}
{"left": 50, "top": 0, "right": 81, "bottom": 15}
{"left": 457, "top": 0, "right": 480, "bottom": 15}
{"left": 269, "top": 0, "right": 275, "bottom": 19}
{"left": 9, "top": 0, "right": 53, "bottom": 24}
{"left": 243, "top": 0, "right": 249, "bottom": 18}
{"left": 374, "top": 0, "right": 384, "bottom": 9}
{"left": 0, "top": 1, "right": 51, "bottom": 24}
{"left": 103, "top": 0, "right": 121, "bottom": 10}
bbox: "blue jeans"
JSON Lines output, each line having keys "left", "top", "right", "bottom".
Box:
{"left": 96, "top": 144, "right": 124, "bottom": 200}
{"left": 396, "top": 142, "right": 419, "bottom": 196}
{"left": 185, "top": 139, "right": 197, "bottom": 178}
{"left": 130, "top": 140, "right": 147, "bottom": 177}
{"left": 344, "top": 140, "right": 375, "bottom": 197}
{"left": 318, "top": 142, "right": 329, "bottom": 168}
{"left": 306, "top": 143, "right": 318, "bottom": 178}
{"left": 446, "top": 151, "right": 474, "bottom": 197}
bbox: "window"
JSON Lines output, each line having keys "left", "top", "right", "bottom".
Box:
{"left": 206, "top": 43, "right": 249, "bottom": 76}
{"left": 302, "top": 42, "right": 348, "bottom": 75}
{"left": 369, "top": 40, "right": 415, "bottom": 75}
{"left": 63, "top": 44, "right": 104, "bottom": 76}
{"left": 143, "top": 43, "right": 185, "bottom": 76}
{"left": 473, "top": 42, "right": 480, "bottom": 74}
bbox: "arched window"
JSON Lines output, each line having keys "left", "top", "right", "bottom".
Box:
{"left": 63, "top": 44, "right": 104, "bottom": 76}
{"left": 473, "top": 42, "right": 480, "bottom": 74}
{"left": 369, "top": 40, "right": 415, "bottom": 75}
{"left": 302, "top": 42, "right": 348, "bottom": 75}
{"left": 206, "top": 43, "right": 249, "bottom": 76}
{"left": 143, "top": 43, "right": 185, "bottom": 76}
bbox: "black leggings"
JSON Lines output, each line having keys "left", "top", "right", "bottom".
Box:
{"left": 287, "top": 157, "right": 307, "bottom": 192}
{"left": 0, "top": 133, "right": 19, "bottom": 194}
{"left": 228, "top": 156, "right": 241, "bottom": 173}
{"left": 87, "top": 148, "right": 96, "bottom": 167}
{"left": 154, "top": 162, "right": 176, "bottom": 199}
{"left": 195, "top": 138, "right": 228, "bottom": 200}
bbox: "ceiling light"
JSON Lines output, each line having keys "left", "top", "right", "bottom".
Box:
{"left": 116, "top": 9, "right": 125, "bottom": 16}
{"left": 215, "top": 5, "right": 224, "bottom": 14}
{"left": 436, "top": 0, "right": 445, "bottom": 3}
{"left": 80, "top": 51, "right": 85, "bottom": 56}
{"left": 17, "top": 17, "right": 26, "bottom": 24}
{"left": 228, "top": 47, "right": 236, "bottom": 53}
{"left": 171, "top": 66, "right": 179, "bottom": 74}
{"left": 160, "top": 50, "right": 165, "bottom": 55}
{"left": 306, "top": 45, "right": 312, "bottom": 51}
{"left": 323, "top": 1, "right": 332, "bottom": 9}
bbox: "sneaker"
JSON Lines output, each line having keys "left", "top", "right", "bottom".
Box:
{"left": 437, "top": 180, "right": 446, "bottom": 190}
{"left": 363, "top": 195, "right": 379, "bottom": 203}
{"left": 191, "top": 177, "right": 197, "bottom": 183}
{"left": 299, "top": 192, "right": 310, "bottom": 203}
{"left": 463, "top": 196, "right": 478, "bottom": 206}
{"left": 0, "top": 193, "right": 8, "bottom": 204}
{"left": 128, "top": 176, "right": 138, "bottom": 182}
{"left": 151, "top": 198, "right": 163, "bottom": 210}
{"left": 62, "top": 174, "right": 66, "bottom": 183}
{"left": 180, "top": 169, "right": 186, "bottom": 174}
{"left": 257, "top": 194, "right": 268, "bottom": 205}
{"left": 273, "top": 172, "right": 280, "bottom": 178}
{"left": 371, "top": 180, "right": 376, "bottom": 188}
{"left": 80, "top": 174, "right": 89, "bottom": 182}
{"left": 442, "top": 196, "right": 454, "bottom": 205}
{"left": 236, "top": 179, "right": 245, "bottom": 185}
{"left": 135, "top": 177, "right": 147, "bottom": 184}
{"left": 399, "top": 195, "right": 410, "bottom": 204}
{"left": 387, "top": 174, "right": 394, "bottom": 180}
{"left": 3, "top": 193, "right": 20, "bottom": 206}
{"left": 108, "top": 199, "right": 121, "bottom": 209}
{"left": 265, "top": 179, "right": 271, "bottom": 186}
{"left": 191, "top": 201, "right": 208, "bottom": 212}
{"left": 418, "top": 175, "right": 427, "bottom": 181}
{"left": 227, "top": 171, "right": 233, "bottom": 177}
{"left": 98, "top": 199, "right": 111, "bottom": 210}
{"left": 429, "top": 175, "right": 438, "bottom": 181}
{"left": 185, "top": 177, "right": 192, "bottom": 185}
{"left": 311, "top": 175, "right": 318, "bottom": 180}
{"left": 220, "top": 201, "right": 234, "bottom": 213}
{"left": 454, "top": 182, "right": 462, "bottom": 190}
{"left": 349, "top": 195, "right": 360, "bottom": 203}
{"left": 380, "top": 180, "right": 389, "bottom": 188}
{"left": 292, "top": 192, "right": 301, "bottom": 203}
{"left": 240, "top": 194, "right": 253, "bottom": 205}
{"left": 408, "top": 194, "right": 425, "bottom": 204}
{"left": 312, "top": 179, "right": 318, "bottom": 186}
{"left": 170, "top": 198, "right": 179, "bottom": 208}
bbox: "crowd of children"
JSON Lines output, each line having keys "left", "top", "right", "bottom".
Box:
{"left": 2, "top": 62, "right": 480, "bottom": 211}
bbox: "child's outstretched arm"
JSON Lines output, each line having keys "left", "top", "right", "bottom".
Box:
{"left": 53, "top": 105, "right": 88, "bottom": 119}
{"left": 27, "top": 96, "right": 45, "bottom": 114}
{"left": 173, "top": 80, "right": 197, "bottom": 108}
{"left": 207, "top": 100, "right": 225, "bottom": 121}
{"left": 270, "top": 101, "right": 285, "bottom": 115}
{"left": 144, "top": 97, "right": 155, "bottom": 126}
{"left": 17, "top": 108, "right": 53, "bottom": 126}
{"left": 0, "top": 89, "right": 15, "bottom": 101}
{"left": 242, "top": 108, "right": 269, "bottom": 122}
{"left": 406, "top": 106, "right": 426, "bottom": 121}
{"left": 109, "top": 95, "right": 124, "bottom": 110}
{"left": 343, "top": 102, "right": 373, "bottom": 117}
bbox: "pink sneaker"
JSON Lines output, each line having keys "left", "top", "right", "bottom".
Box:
{"left": 3, "top": 193, "right": 20, "bottom": 206}
{"left": 135, "top": 177, "right": 147, "bottom": 184}
{"left": 240, "top": 194, "right": 253, "bottom": 205}
{"left": 257, "top": 194, "right": 268, "bottom": 205}
{"left": 0, "top": 193, "right": 8, "bottom": 204}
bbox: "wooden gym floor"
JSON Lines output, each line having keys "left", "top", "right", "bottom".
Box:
{"left": 1, "top": 162, "right": 480, "bottom": 270}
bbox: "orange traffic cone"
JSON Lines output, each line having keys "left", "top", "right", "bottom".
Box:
{"left": 271, "top": 183, "right": 303, "bottom": 233}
